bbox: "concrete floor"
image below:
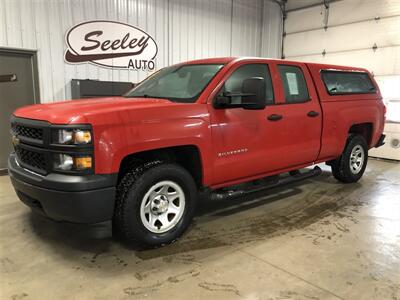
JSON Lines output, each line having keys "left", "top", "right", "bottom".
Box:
{"left": 0, "top": 159, "right": 399, "bottom": 300}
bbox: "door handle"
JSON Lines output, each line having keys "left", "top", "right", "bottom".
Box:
{"left": 267, "top": 114, "right": 283, "bottom": 121}
{"left": 307, "top": 111, "right": 319, "bottom": 117}
{"left": 0, "top": 74, "right": 17, "bottom": 82}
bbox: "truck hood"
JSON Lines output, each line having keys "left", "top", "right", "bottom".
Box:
{"left": 13, "top": 97, "right": 175, "bottom": 124}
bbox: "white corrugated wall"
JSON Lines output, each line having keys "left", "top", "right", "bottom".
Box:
{"left": 0, "top": 0, "right": 282, "bottom": 103}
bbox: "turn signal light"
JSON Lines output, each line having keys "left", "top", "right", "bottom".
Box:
{"left": 74, "top": 157, "right": 92, "bottom": 170}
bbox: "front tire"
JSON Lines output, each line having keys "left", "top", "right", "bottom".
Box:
{"left": 331, "top": 134, "right": 368, "bottom": 183}
{"left": 113, "top": 163, "right": 198, "bottom": 247}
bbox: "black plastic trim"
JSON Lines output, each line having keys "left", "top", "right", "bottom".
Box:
{"left": 8, "top": 153, "right": 116, "bottom": 223}
{"left": 11, "top": 176, "right": 115, "bottom": 223}
{"left": 10, "top": 116, "right": 47, "bottom": 147}
{"left": 375, "top": 134, "right": 386, "bottom": 148}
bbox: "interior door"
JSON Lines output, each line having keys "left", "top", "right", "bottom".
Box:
{"left": 0, "top": 50, "right": 37, "bottom": 170}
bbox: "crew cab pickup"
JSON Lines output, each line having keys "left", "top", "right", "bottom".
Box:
{"left": 8, "top": 57, "right": 385, "bottom": 246}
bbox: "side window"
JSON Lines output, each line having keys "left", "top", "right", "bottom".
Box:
{"left": 223, "top": 64, "right": 274, "bottom": 105}
{"left": 321, "top": 70, "right": 376, "bottom": 95}
{"left": 278, "top": 65, "right": 309, "bottom": 103}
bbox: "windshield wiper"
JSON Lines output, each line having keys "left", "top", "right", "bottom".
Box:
{"left": 126, "top": 94, "right": 156, "bottom": 98}
{"left": 124, "top": 94, "right": 174, "bottom": 101}
{"left": 125, "top": 94, "right": 150, "bottom": 98}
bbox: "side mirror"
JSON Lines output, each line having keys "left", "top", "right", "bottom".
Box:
{"left": 213, "top": 93, "right": 243, "bottom": 109}
{"left": 213, "top": 77, "right": 266, "bottom": 110}
{"left": 241, "top": 77, "right": 266, "bottom": 110}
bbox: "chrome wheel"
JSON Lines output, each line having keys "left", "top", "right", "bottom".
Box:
{"left": 349, "top": 145, "right": 365, "bottom": 174}
{"left": 140, "top": 180, "right": 185, "bottom": 233}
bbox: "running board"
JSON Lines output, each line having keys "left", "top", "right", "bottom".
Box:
{"left": 210, "top": 166, "right": 322, "bottom": 201}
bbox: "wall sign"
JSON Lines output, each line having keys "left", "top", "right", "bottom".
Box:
{"left": 65, "top": 20, "right": 158, "bottom": 70}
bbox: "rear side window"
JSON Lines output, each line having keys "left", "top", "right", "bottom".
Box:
{"left": 321, "top": 70, "right": 376, "bottom": 95}
{"left": 278, "top": 65, "right": 309, "bottom": 103}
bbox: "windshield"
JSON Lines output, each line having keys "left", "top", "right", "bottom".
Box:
{"left": 124, "top": 64, "right": 224, "bottom": 103}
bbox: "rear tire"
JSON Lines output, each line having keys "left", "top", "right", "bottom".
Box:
{"left": 113, "top": 162, "right": 198, "bottom": 247}
{"left": 331, "top": 134, "right": 368, "bottom": 183}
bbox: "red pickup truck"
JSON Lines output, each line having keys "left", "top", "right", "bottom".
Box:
{"left": 9, "top": 57, "right": 385, "bottom": 246}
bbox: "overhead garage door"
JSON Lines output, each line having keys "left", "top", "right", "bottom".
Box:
{"left": 283, "top": 0, "right": 400, "bottom": 160}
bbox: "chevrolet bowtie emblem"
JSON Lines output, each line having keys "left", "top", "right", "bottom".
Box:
{"left": 12, "top": 135, "right": 20, "bottom": 147}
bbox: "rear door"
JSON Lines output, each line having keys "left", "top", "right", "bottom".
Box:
{"left": 271, "top": 62, "right": 322, "bottom": 167}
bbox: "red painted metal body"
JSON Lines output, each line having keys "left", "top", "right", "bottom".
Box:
{"left": 14, "top": 57, "right": 385, "bottom": 189}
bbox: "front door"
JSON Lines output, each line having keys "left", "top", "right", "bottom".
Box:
{"left": 0, "top": 50, "right": 38, "bottom": 170}
{"left": 208, "top": 62, "right": 288, "bottom": 185}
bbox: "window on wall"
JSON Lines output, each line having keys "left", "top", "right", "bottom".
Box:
{"left": 375, "top": 76, "right": 400, "bottom": 123}
{"left": 278, "top": 65, "right": 310, "bottom": 103}
{"left": 223, "top": 64, "right": 274, "bottom": 105}
{"left": 321, "top": 70, "right": 376, "bottom": 95}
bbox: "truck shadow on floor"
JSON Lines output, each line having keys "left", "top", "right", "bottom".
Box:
{"left": 27, "top": 170, "right": 364, "bottom": 262}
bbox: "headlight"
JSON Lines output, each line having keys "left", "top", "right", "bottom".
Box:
{"left": 54, "top": 129, "right": 91, "bottom": 144}
{"left": 54, "top": 154, "right": 92, "bottom": 171}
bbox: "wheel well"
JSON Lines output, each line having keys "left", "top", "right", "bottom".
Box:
{"left": 118, "top": 145, "right": 203, "bottom": 187}
{"left": 349, "top": 123, "right": 373, "bottom": 146}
